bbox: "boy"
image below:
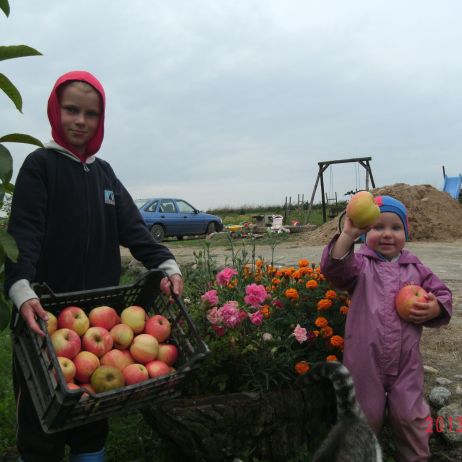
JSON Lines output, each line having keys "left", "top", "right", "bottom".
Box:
{"left": 6, "top": 71, "right": 182, "bottom": 462}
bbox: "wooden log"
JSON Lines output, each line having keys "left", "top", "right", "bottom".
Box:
{"left": 143, "top": 381, "right": 336, "bottom": 462}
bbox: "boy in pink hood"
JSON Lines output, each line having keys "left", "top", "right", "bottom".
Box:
{"left": 320, "top": 195, "right": 452, "bottom": 461}
{"left": 6, "top": 71, "right": 183, "bottom": 462}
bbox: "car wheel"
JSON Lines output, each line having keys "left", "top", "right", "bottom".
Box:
{"left": 151, "top": 224, "right": 165, "bottom": 242}
{"left": 206, "top": 222, "right": 217, "bottom": 234}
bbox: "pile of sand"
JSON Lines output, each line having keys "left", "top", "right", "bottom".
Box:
{"left": 302, "top": 183, "right": 462, "bottom": 245}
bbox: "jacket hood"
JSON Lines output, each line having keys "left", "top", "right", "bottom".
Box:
{"left": 47, "top": 71, "right": 105, "bottom": 161}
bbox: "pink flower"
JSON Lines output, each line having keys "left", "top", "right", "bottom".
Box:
{"left": 218, "top": 301, "right": 241, "bottom": 328}
{"left": 249, "top": 310, "right": 263, "bottom": 326}
{"left": 272, "top": 300, "right": 283, "bottom": 309}
{"left": 201, "top": 289, "right": 219, "bottom": 307}
{"left": 244, "top": 283, "right": 269, "bottom": 308}
{"left": 212, "top": 325, "right": 226, "bottom": 337}
{"left": 293, "top": 324, "right": 308, "bottom": 344}
{"left": 216, "top": 267, "right": 238, "bottom": 286}
{"left": 206, "top": 307, "right": 222, "bottom": 325}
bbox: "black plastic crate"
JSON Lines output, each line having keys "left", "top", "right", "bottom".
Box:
{"left": 12, "top": 269, "right": 209, "bottom": 434}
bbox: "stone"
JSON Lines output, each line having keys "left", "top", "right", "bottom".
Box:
{"left": 436, "top": 403, "right": 462, "bottom": 445}
{"left": 436, "top": 377, "right": 452, "bottom": 386}
{"left": 423, "top": 365, "right": 439, "bottom": 374}
{"left": 429, "top": 387, "right": 451, "bottom": 409}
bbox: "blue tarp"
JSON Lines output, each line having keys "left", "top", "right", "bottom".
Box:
{"left": 443, "top": 174, "right": 462, "bottom": 200}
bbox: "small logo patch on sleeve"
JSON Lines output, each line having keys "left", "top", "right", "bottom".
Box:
{"left": 104, "top": 190, "right": 115, "bottom": 205}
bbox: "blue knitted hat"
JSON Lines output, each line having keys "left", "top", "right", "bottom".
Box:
{"left": 374, "top": 195, "right": 409, "bottom": 239}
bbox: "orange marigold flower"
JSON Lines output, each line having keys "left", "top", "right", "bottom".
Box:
{"left": 317, "top": 298, "right": 333, "bottom": 310}
{"left": 306, "top": 279, "right": 318, "bottom": 289}
{"left": 260, "top": 305, "right": 271, "bottom": 318}
{"left": 255, "top": 259, "right": 263, "bottom": 268}
{"left": 299, "top": 267, "right": 312, "bottom": 276}
{"left": 313, "top": 330, "right": 320, "bottom": 337}
{"left": 292, "top": 270, "right": 302, "bottom": 279}
{"left": 315, "top": 316, "right": 329, "bottom": 328}
{"left": 330, "top": 335, "right": 344, "bottom": 347}
{"left": 295, "top": 361, "right": 310, "bottom": 375}
{"left": 320, "top": 326, "right": 333, "bottom": 338}
{"left": 284, "top": 288, "right": 299, "bottom": 300}
{"left": 272, "top": 278, "right": 281, "bottom": 285}
{"left": 340, "top": 305, "right": 349, "bottom": 315}
{"left": 325, "top": 290, "right": 337, "bottom": 299}
{"left": 326, "top": 355, "right": 338, "bottom": 362}
{"left": 298, "top": 258, "right": 309, "bottom": 267}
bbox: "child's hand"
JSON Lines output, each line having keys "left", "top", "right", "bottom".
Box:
{"left": 342, "top": 216, "right": 372, "bottom": 241}
{"left": 408, "top": 292, "right": 442, "bottom": 324}
{"left": 331, "top": 216, "right": 373, "bottom": 259}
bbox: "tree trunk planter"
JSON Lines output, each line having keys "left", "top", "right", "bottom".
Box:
{"left": 143, "top": 381, "right": 336, "bottom": 462}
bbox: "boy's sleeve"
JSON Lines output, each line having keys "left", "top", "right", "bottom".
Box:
{"left": 320, "top": 234, "right": 362, "bottom": 292}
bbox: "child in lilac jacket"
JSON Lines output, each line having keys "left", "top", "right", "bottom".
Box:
{"left": 320, "top": 195, "right": 452, "bottom": 462}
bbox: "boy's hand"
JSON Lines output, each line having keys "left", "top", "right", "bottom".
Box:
{"left": 160, "top": 274, "right": 183, "bottom": 297}
{"left": 20, "top": 298, "right": 49, "bottom": 337}
{"left": 331, "top": 216, "right": 372, "bottom": 259}
{"left": 408, "top": 292, "right": 442, "bottom": 324}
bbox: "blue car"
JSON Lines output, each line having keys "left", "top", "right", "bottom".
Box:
{"left": 135, "top": 197, "right": 223, "bottom": 242}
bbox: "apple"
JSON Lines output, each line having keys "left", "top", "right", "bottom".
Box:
{"left": 120, "top": 306, "right": 146, "bottom": 334}
{"left": 80, "top": 383, "right": 96, "bottom": 394}
{"left": 110, "top": 323, "right": 134, "bottom": 350}
{"left": 82, "top": 326, "right": 113, "bottom": 357}
{"left": 91, "top": 365, "right": 125, "bottom": 393}
{"left": 100, "top": 349, "right": 134, "bottom": 371}
{"left": 156, "top": 343, "right": 178, "bottom": 366}
{"left": 129, "top": 333, "right": 158, "bottom": 364}
{"left": 145, "top": 360, "right": 171, "bottom": 379}
{"left": 346, "top": 191, "right": 380, "bottom": 228}
{"left": 88, "top": 306, "right": 120, "bottom": 331}
{"left": 51, "top": 328, "right": 81, "bottom": 359}
{"left": 395, "top": 284, "right": 428, "bottom": 322}
{"left": 73, "top": 351, "right": 100, "bottom": 383}
{"left": 145, "top": 314, "right": 171, "bottom": 342}
{"left": 57, "top": 356, "right": 76, "bottom": 383}
{"left": 58, "top": 306, "right": 90, "bottom": 336}
{"left": 46, "top": 311, "right": 58, "bottom": 335}
{"left": 67, "top": 382, "right": 82, "bottom": 390}
{"left": 123, "top": 363, "right": 149, "bottom": 385}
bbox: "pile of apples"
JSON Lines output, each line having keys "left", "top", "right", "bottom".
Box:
{"left": 46, "top": 305, "right": 178, "bottom": 395}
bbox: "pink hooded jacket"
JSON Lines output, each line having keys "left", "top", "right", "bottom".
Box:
{"left": 321, "top": 237, "right": 452, "bottom": 376}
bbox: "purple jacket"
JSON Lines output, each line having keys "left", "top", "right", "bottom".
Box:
{"left": 321, "top": 236, "right": 452, "bottom": 376}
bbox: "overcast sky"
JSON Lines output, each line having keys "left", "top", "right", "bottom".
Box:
{"left": 2, "top": 0, "right": 462, "bottom": 210}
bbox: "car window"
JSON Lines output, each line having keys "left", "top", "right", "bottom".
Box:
{"left": 134, "top": 199, "right": 149, "bottom": 209}
{"left": 160, "top": 199, "right": 176, "bottom": 213}
{"left": 176, "top": 200, "right": 195, "bottom": 214}
{"left": 146, "top": 200, "right": 159, "bottom": 212}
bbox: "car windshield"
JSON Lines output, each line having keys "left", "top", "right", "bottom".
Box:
{"left": 134, "top": 199, "right": 150, "bottom": 209}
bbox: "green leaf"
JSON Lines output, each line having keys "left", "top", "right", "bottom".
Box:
{"left": 0, "top": 290, "right": 11, "bottom": 332}
{"left": 0, "top": 133, "right": 43, "bottom": 147}
{"left": 3, "top": 182, "right": 14, "bottom": 194}
{"left": 0, "top": 228, "right": 18, "bottom": 262}
{"left": 0, "top": 73, "right": 22, "bottom": 112}
{"left": 0, "top": 45, "right": 42, "bottom": 62}
{"left": 0, "top": 0, "right": 10, "bottom": 17}
{"left": 0, "top": 144, "right": 13, "bottom": 183}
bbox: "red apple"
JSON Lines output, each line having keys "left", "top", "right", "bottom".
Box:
{"left": 88, "top": 306, "right": 120, "bottom": 331}
{"left": 123, "top": 363, "right": 149, "bottom": 385}
{"left": 73, "top": 351, "right": 100, "bottom": 383}
{"left": 67, "top": 382, "right": 82, "bottom": 390}
{"left": 46, "top": 311, "right": 58, "bottom": 335}
{"left": 120, "top": 306, "right": 146, "bottom": 334}
{"left": 91, "top": 366, "right": 125, "bottom": 393}
{"left": 58, "top": 306, "right": 90, "bottom": 336}
{"left": 346, "top": 191, "right": 380, "bottom": 228}
{"left": 51, "top": 328, "right": 81, "bottom": 359}
{"left": 156, "top": 343, "right": 178, "bottom": 366}
{"left": 82, "top": 326, "right": 113, "bottom": 357}
{"left": 129, "top": 333, "right": 158, "bottom": 364}
{"left": 57, "top": 356, "right": 76, "bottom": 383}
{"left": 145, "top": 314, "right": 171, "bottom": 342}
{"left": 145, "top": 360, "right": 171, "bottom": 379}
{"left": 100, "top": 349, "right": 134, "bottom": 371}
{"left": 110, "top": 323, "right": 134, "bottom": 350}
{"left": 395, "top": 284, "right": 428, "bottom": 321}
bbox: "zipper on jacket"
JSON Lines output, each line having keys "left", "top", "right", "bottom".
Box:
{"left": 83, "top": 164, "right": 91, "bottom": 288}
{"left": 82, "top": 162, "right": 90, "bottom": 172}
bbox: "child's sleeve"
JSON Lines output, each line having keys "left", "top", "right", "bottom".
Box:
{"left": 320, "top": 234, "right": 362, "bottom": 292}
{"left": 420, "top": 269, "right": 452, "bottom": 328}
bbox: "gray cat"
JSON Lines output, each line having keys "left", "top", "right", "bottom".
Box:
{"left": 297, "top": 361, "right": 383, "bottom": 462}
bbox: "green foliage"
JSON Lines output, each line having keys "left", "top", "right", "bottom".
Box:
{"left": 0, "top": 1, "right": 43, "bottom": 331}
